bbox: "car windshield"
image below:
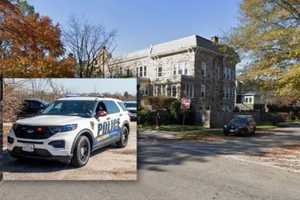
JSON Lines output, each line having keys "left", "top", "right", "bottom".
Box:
{"left": 42, "top": 100, "right": 96, "bottom": 117}
{"left": 230, "top": 117, "right": 248, "bottom": 125}
{"left": 124, "top": 102, "right": 136, "bottom": 108}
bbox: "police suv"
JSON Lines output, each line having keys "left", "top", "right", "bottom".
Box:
{"left": 7, "top": 97, "right": 130, "bottom": 167}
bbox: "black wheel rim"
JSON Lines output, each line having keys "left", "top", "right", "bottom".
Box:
{"left": 79, "top": 139, "right": 89, "bottom": 162}
{"left": 122, "top": 128, "right": 128, "bottom": 145}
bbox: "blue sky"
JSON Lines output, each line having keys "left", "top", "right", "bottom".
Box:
{"left": 27, "top": 0, "right": 241, "bottom": 55}
{"left": 11, "top": 79, "right": 137, "bottom": 95}
{"left": 54, "top": 79, "right": 137, "bottom": 95}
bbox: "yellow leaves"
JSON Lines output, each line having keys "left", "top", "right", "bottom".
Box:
{"left": 231, "top": 0, "right": 300, "bottom": 99}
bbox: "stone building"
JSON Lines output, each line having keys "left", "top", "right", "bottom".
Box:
{"left": 105, "top": 35, "right": 236, "bottom": 127}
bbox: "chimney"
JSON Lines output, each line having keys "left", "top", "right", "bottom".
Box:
{"left": 211, "top": 36, "right": 219, "bottom": 44}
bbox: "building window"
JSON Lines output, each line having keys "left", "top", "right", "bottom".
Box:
{"left": 161, "top": 85, "right": 165, "bottom": 96}
{"left": 249, "top": 97, "right": 252, "bottom": 103}
{"left": 156, "top": 85, "right": 161, "bottom": 96}
{"left": 178, "top": 62, "right": 184, "bottom": 74}
{"left": 190, "top": 84, "right": 194, "bottom": 98}
{"left": 184, "top": 67, "right": 188, "bottom": 75}
{"left": 167, "top": 85, "right": 171, "bottom": 96}
{"left": 224, "top": 87, "right": 231, "bottom": 99}
{"left": 227, "top": 87, "right": 230, "bottom": 99}
{"left": 139, "top": 66, "right": 143, "bottom": 77}
{"left": 192, "top": 84, "right": 195, "bottom": 98}
{"left": 173, "top": 65, "right": 177, "bottom": 75}
{"left": 201, "top": 62, "right": 207, "bottom": 77}
{"left": 186, "top": 84, "right": 189, "bottom": 97}
{"left": 172, "top": 85, "right": 177, "bottom": 97}
{"left": 144, "top": 66, "right": 147, "bottom": 77}
{"left": 201, "top": 84, "right": 205, "bottom": 97}
{"left": 224, "top": 68, "right": 227, "bottom": 79}
{"left": 157, "top": 65, "right": 162, "bottom": 77}
{"left": 224, "top": 67, "right": 232, "bottom": 80}
{"left": 126, "top": 69, "right": 131, "bottom": 77}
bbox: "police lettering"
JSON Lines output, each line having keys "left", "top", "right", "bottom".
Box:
{"left": 97, "top": 118, "right": 121, "bottom": 137}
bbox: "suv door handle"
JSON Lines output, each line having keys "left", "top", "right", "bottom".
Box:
{"left": 106, "top": 117, "right": 110, "bottom": 120}
{"left": 119, "top": 114, "right": 123, "bottom": 117}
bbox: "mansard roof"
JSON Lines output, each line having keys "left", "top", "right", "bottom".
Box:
{"left": 118, "top": 35, "right": 221, "bottom": 60}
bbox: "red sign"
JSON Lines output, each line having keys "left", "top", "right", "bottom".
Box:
{"left": 181, "top": 97, "right": 191, "bottom": 110}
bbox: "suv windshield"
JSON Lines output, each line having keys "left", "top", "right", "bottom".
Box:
{"left": 42, "top": 100, "right": 96, "bottom": 117}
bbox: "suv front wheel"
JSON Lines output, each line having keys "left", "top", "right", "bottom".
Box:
{"left": 71, "top": 135, "right": 91, "bottom": 167}
{"left": 116, "top": 126, "right": 129, "bottom": 148}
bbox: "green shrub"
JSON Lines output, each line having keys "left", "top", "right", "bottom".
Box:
{"left": 138, "top": 109, "right": 155, "bottom": 125}
{"left": 142, "top": 96, "right": 177, "bottom": 110}
{"left": 138, "top": 99, "right": 194, "bottom": 125}
{"left": 170, "top": 100, "right": 181, "bottom": 123}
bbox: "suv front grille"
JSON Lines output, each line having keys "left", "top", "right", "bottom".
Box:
{"left": 14, "top": 125, "right": 55, "bottom": 139}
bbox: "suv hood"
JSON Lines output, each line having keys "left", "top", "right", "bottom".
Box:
{"left": 16, "top": 115, "right": 87, "bottom": 126}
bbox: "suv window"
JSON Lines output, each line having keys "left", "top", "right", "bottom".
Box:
{"left": 28, "top": 101, "right": 41, "bottom": 110}
{"left": 95, "top": 102, "right": 107, "bottom": 112}
{"left": 103, "top": 100, "right": 120, "bottom": 114}
{"left": 117, "top": 102, "right": 127, "bottom": 111}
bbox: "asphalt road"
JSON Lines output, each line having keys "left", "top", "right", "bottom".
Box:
{"left": 0, "top": 122, "right": 137, "bottom": 180}
{"left": 1, "top": 126, "right": 300, "bottom": 200}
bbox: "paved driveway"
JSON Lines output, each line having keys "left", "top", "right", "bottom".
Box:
{"left": 0, "top": 122, "right": 137, "bottom": 180}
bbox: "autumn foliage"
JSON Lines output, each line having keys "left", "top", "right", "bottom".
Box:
{"left": 0, "top": 0, "right": 75, "bottom": 77}
{"left": 229, "top": 0, "right": 300, "bottom": 99}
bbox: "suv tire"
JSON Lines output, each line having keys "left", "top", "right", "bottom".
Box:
{"left": 251, "top": 127, "right": 256, "bottom": 136}
{"left": 71, "top": 135, "right": 91, "bottom": 167}
{"left": 116, "top": 126, "right": 129, "bottom": 148}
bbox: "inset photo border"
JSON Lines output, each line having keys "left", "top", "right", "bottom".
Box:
{"left": 1, "top": 78, "right": 137, "bottom": 181}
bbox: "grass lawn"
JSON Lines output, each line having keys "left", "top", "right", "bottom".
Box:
{"left": 140, "top": 122, "right": 280, "bottom": 140}
{"left": 140, "top": 124, "right": 224, "bottom": 140}
{"left": 256, "top": 122, "right": 278, "bottom": 130}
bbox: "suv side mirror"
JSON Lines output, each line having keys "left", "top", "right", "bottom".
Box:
{"left": 96, "top": 111, "right": 107, "bottom": 118}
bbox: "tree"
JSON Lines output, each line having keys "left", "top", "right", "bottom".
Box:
{"left": 228, "top": 0, "right": 300, "bottom": 99}
{"left": 63, "top": 17, "right": 116, "bottom": 77}
{"left": 124, "top": 91, "right": 129, "bottom": 99}
{"left": 217, "top": 43, "right": 240, "bottom": 68}
{"left": 0, "top": 0, "right": 76, "bottom": 77}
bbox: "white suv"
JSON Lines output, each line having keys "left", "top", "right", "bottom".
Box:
{"left": 7, "top": 97, "right": 130, "bottom": 167}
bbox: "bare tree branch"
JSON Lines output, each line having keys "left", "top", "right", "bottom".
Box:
{"left": 63, "top": 17, "right": 116, "bottom": 77}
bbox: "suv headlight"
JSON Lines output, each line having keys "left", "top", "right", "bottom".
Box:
{"left": 49, "top": 124, "right": 78, "bottom": 133}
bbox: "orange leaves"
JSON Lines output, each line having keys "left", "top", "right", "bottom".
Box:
{"left": 0, "top": 1, "right": 75, "bottom": 77}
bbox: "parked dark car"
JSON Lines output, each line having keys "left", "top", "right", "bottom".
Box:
{"left": 17, "top": 98, "right": 49, "bottom": 119}
{"left": 124, "top": 101, "right": 137, "bottom": 121}
{"left": 223, "top": 115, "right": 256, "bottom": 136}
